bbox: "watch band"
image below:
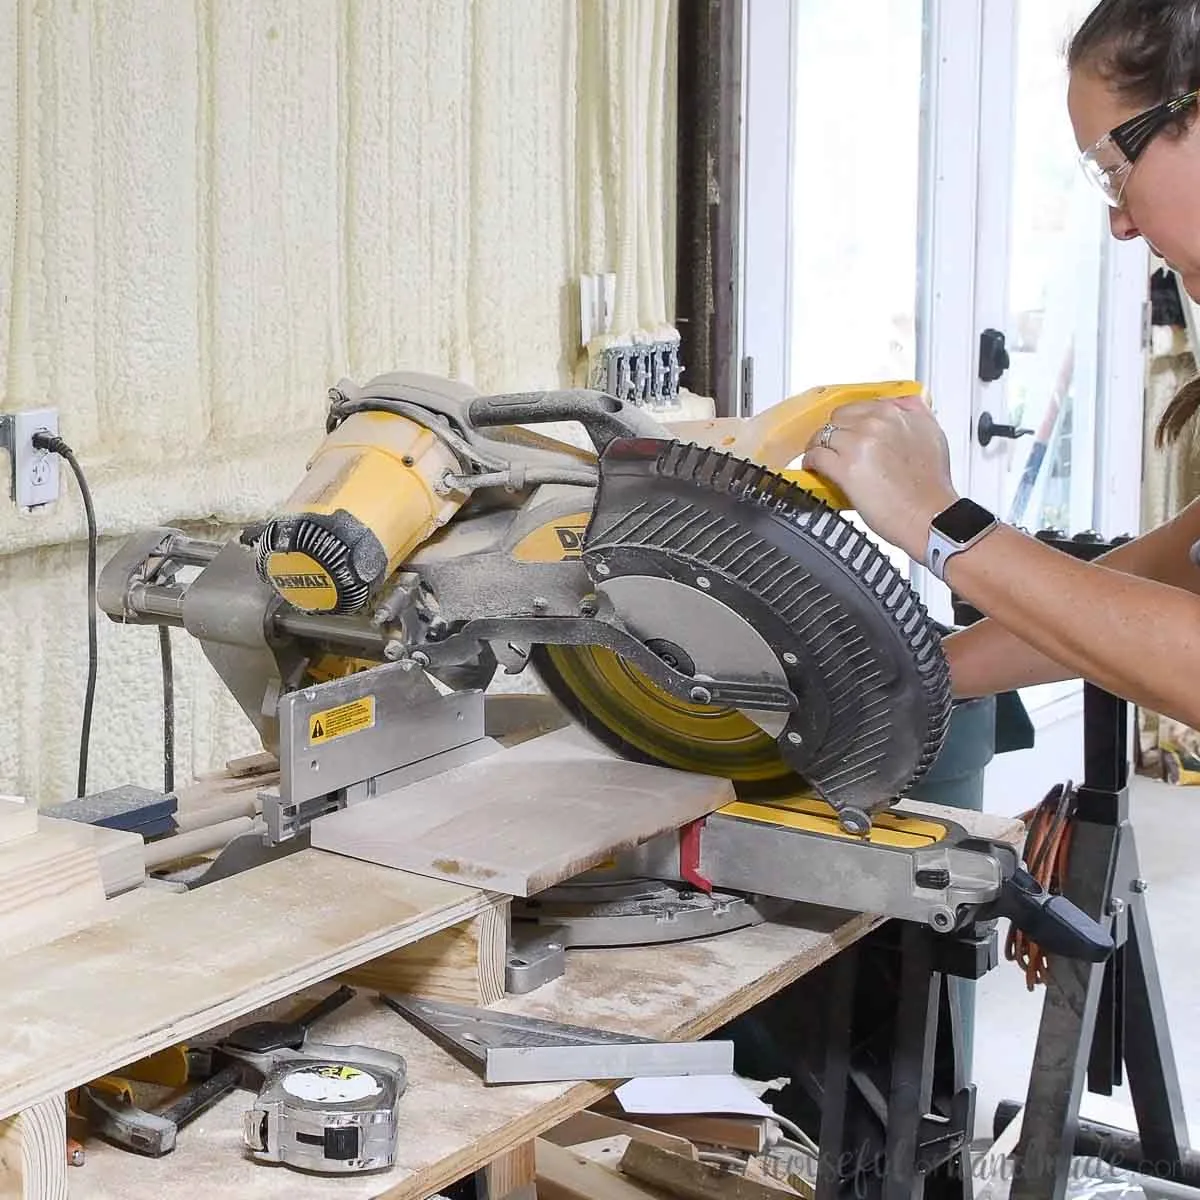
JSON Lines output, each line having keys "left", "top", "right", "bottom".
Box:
{"left": 923, "top": 498, "right": 998, "bottom": 582}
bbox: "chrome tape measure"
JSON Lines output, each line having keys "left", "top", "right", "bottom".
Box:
{"left": 243, "top": 1047, "right": 407, "bottom": 1174}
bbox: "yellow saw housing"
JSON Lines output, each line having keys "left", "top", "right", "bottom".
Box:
{"left": 255, "top": 410, "right": 467, "bottom": 614}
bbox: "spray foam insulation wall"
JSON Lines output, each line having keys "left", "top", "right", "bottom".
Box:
{"left": 0, "top": 0, "right": 678, "bottom": 804}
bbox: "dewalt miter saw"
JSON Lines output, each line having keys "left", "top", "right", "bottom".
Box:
{"left": 98, "top": 372, "right": 1110, "bottom": 964}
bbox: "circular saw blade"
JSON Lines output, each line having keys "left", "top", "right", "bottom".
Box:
{"left": 535, "top": 438, "right": 952, "bottom": 817}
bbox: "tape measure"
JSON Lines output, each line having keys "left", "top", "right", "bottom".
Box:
{"left": 243, "top": 1053, "right": 407, "bottom": 1173}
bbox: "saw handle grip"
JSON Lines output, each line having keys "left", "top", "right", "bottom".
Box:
{"left": 994, "top": 865, "right": 1113, "bottom": 963}
{"left": 468, "top": 390, "right": 666, "bottom": 452}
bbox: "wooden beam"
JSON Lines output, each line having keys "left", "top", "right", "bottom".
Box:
{"left": 339, "top": 900, "right": 508, "bottom": 1004}
{"left": 38, "top": 817, "right": 145, "bottom": 897}
{"left": 0, "top": 823, "right": 106, "bottom": 955}
{"left": 0, "top": 1096, "right": 68, "bottom": 1200}
{"left": 0, "top": 799, "right": 37, "bottom": 847}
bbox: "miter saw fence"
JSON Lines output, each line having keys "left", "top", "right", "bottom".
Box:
{"left": 97, "top": 372, "right": 951, "bottom": 829}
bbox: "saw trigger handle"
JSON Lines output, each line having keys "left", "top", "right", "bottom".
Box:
{"left": 467, "top": 389, "right": 666, "bottom": 452}
{"left": 992, "top": 865, "right": 1113, "bottom": 963}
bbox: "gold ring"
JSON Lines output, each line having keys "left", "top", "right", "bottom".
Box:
{"left": 818, "top": 422, "right": 839, "bottom": 450}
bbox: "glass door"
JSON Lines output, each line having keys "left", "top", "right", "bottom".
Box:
{"left": 740, "top": 0, "right": 1148, "bottom": 800}
{"left": 934, "top": 0, "right": 1148, "bottom": 716}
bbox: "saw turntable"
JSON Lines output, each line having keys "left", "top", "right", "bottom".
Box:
{"left": 97, "top": 372, "right": 1110, "bottom": 969}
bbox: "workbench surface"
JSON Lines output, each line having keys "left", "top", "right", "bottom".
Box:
{"left": 71, "top": 902, "right": 878, "bottom": 1199}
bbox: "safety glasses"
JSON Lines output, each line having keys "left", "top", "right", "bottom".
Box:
{"left": 1079, "top": 89, "right": 1200, "bottom": 207}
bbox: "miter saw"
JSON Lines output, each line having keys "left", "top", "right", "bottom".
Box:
{"left": 96, "top": 371, "right": 1110, "bottom": 967}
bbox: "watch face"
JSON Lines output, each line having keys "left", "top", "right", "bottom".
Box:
{"left": 932, "top": 498, "right": 996, "bottom": 543}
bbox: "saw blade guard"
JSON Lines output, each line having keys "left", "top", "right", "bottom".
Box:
{"left": 549, "top": 436, "right": 952, "bottom": 819}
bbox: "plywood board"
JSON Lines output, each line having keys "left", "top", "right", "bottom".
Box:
{"left": 311, "top": 731, "right": 735, "bottom": 896}
{"left": 71, "top": 903, "right": 878, "bottom": 1200}
{"left": 0, "top": 850, "right": 497, "bottom": 1121}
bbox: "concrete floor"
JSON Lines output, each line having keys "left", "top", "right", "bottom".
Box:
{"left": 972, "top": 770, "right": 1200, "bottom": 1146}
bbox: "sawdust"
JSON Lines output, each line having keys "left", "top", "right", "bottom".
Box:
{"left": 432, "top": 858, "right": 498, "bottom": 881}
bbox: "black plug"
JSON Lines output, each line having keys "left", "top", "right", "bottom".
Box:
{"left": 31, "top": 429, "right": 73, "bottom": 458}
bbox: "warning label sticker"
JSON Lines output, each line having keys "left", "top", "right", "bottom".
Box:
{"left": 309, "top": 696, "right": 376, "bottom": 745}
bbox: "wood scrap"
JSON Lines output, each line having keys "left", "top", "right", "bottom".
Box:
{"left": 0, "top": 798, "right": 37, "bottom": 848}
{"left": 0, "top": 1095, "right": 68, "bottom": 1200}
{"left": 224, "top": 750, "right": 279, "bottom": 778}
{"left": 594, "top": 1099, "right": 767, "bottom": 1153}
{"left": 310, "top": 730, "right": 734, "bottom": 896}
{"left": 545, "top": 1110, "right": 696, "bottom": 1156}
{"left": 742, "top": 1157, "right": 813, "bottom": 1199}
{"left": 619, "top": 1141, "right": 797, "bottom": 1200}
{"left": 536, "top": 1139, "right": 674, "bottom": 1200}
{"left": 339, "top": 900, "right": 508, "bottom": 1004}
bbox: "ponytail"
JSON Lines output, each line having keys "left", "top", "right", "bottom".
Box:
{"left": 1155, "top": 377, "right": 1200, "bottom": 447}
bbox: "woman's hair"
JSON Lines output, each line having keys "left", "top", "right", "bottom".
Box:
{"left": 1069, "top": 1, "right": 1200, "bottom": 448}
{"left": 1068, "top": 0, "right": 1200, "bottom": 105}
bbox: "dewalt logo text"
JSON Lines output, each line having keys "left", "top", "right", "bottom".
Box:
{"left": 273, "top": 573, "right": 331, "bottom": 589}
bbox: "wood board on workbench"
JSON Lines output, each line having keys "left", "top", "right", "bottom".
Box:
{"left": 0, "top": 850, "right": 499, "bottom": 1122}
{"left": 310, "top": 728, "right": 736, "bottom": 896}
{"left": 71, "top": 903, "right": 881, "bottom": 1200}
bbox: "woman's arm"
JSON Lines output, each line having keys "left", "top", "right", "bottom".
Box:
{"left": 945, "top": 497, "right": 1200, "bottom": 698}
{"left": 940, "top": 523, "right": 1200, "bottom": 729}
{"left": 802, "top": 397, "right": 1200, "bottom": 727}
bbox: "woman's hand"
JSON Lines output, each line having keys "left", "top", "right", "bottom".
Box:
{"left": 803, "top": 395, "right": 960, "bottom": 558}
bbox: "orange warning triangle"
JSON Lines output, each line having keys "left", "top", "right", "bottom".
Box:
{"left": 312, "top": 720, "right": 325, "bottom": 738}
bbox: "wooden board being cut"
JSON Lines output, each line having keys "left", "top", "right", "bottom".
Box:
{"left": 72, "top": 903, "right": 879, "bottom": 1200}
{"left": 311, "top": 729, "right": 735, "bottom": 896}
{"left": 0, "top": 849, "right": 498, "bottom": 1122}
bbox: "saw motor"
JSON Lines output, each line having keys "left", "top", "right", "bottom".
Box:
{"left": 98, "top": 371, "right": 951, "bottom": 828}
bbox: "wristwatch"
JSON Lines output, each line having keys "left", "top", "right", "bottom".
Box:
{"left": 923, "top": 498, "right": 998, "bottom": 581}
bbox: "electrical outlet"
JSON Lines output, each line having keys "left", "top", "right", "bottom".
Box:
{"left": 0, "top": 408, "right": 60, "bottom": 511}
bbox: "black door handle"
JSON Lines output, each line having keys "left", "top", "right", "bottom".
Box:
{"left": 979, "top": 328, "right": 1011, "bottom": 381}
{"left": 977, "top": 411, "right": 1034, "bottom": 448}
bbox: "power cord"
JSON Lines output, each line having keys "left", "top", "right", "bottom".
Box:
{"left": 32, "top": 431, "right": 97, "bottom": 798}
{"left": 159, "top": 625, "right": 175, "bottom": 794}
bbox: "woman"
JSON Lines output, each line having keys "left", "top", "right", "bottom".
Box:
{"left": 804, "top": 0, "right": 1200, "bottom": 730}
